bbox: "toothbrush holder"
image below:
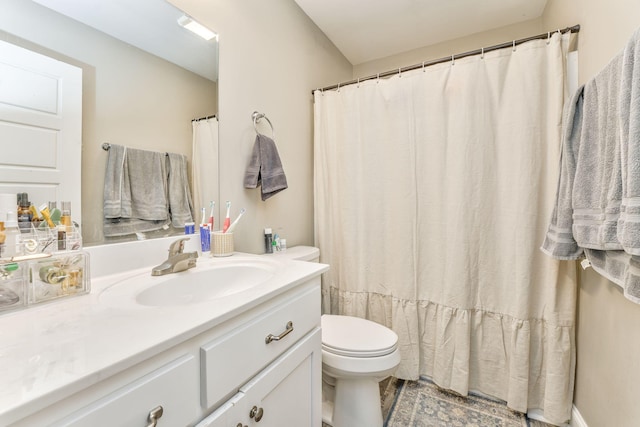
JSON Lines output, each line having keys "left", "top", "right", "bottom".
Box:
{"left": 211, "top": 232, "right": 234, "bottom": 257}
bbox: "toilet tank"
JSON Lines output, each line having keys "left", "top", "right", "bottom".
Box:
{"left": 281, "top": 246, "right": 319, "bottom": 263}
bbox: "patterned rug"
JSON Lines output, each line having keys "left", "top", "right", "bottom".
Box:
{"left": 384, "top": 377, "right": 529, "bottom": 427}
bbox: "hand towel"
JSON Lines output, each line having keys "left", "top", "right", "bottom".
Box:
{"left": 244, "top": 134, "right": 288, "bottom": 201}
{"left": 167, "top": 153, "right": 194, "bottom": 227}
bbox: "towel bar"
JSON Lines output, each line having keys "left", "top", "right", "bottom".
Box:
{"left": 252, "top": 111, "right": 275, "bottom": 138}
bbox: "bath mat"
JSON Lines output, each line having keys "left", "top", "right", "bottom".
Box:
{"left": 385, "top": 377, "right": 528, "bottom": 427}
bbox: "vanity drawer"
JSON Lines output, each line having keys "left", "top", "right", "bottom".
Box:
{"left": 200, "top": 283, "right": 320, "bottom": 409}
{"left": 52, "top": 355, "right": 199, "bottom": 427}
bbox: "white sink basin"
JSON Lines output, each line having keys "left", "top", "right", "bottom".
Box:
{"left": 99, "top": 259, "right": 279, "bottom": 307}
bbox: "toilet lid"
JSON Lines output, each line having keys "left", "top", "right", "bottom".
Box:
{"left": 321, "top": 314, "right": 398, "bottom": 358}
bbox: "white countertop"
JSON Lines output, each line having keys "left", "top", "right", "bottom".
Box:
{"left": 0, "top": 247, "right": 328, "bottom": 425}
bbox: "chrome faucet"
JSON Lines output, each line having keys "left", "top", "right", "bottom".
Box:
{"left": 151, "top": 238, "right": 198, "bottom": 276}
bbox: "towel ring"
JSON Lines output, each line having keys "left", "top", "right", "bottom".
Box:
{"left": 252, "top": 111, "right": 275, "bottom": 138}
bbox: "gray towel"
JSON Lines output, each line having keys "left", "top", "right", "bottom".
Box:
{"left": 103, "top": 144, "right": 170, "bottom": 237}
{"left": 571, "top": 53, "right": 624, "bottom": 250}
{"left": 103, "top": 144, "right": 127, "bottom": 218}
{"left": 618, "top": 28, "right": 640, "bottom": 254}
{"left": 584, "top": 249, "right": 640, "bottom": 303}
{"left": 121, "top": 147, "right": 168, "bottom": 220}
{"left": 542, "top": 29, "right": 640, "bottom": 304}
{"left": 244, "top": 134, "right": 288, "bottom": 201}
{"left": 167, "top": 153, "right": 194, "bottom": 227}
{"left": 540, "top": 86, "right": 585, "bottom": 259}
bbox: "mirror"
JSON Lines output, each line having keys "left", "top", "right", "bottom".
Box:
{"left": 0, "top": 0, "right": 218, "bottom": 246}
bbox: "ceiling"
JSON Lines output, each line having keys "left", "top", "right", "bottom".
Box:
{"left": 31, "top": 0, "right": 218, "bottom": 81}
{"left": 293, "top": 0, "right": 549, "bottom": 65}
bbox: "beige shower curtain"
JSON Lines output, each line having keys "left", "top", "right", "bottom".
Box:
{"left": 314, "top": 33, "right": 577, "bottom": 424}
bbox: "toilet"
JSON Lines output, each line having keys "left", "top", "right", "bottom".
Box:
{"left": 278, "top": 246, "right": 401, "bottom": 427}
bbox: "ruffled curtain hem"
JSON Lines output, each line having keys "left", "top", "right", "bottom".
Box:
{"left": 324, "top": 286, "right": 575, "bottom": 425}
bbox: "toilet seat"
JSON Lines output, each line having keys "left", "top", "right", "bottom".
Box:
{"left": 321, "top": 314, "right": 398, "bottom": 358}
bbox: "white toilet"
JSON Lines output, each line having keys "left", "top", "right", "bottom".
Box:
{"left": 279, "top": 246, "right": 401, "bottom": 427}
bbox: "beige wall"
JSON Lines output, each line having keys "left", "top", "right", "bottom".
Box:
{"left": 353, "top": 19, "right": 544, "bottom": 79}
{"left": 543, "top": 1, "right": 640, "bottom": 426}
{"left": 170, "top": 0, "right": 352, "bottom": 254}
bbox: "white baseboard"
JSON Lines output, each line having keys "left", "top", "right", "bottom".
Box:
{"left": 570, "top": 405, "right": 588, "bottom": 427}
{"left": 527, "top": 405, "right": 587, "bottom": 427}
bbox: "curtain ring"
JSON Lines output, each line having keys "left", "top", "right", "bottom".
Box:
{"left": 546, "top": 31, "right": 551, "bottom": 44}
{"left": 451, "top": 55, "right": 455, "bottom": 66}
{"left": 481, "top": 47, "right": 484, "bottom": 59}
{"left": 377, "top": 73, "right": 380, "bottom": 84}
{"left": 337, "top": 83, "right": 340, "bottom": 92}
{"left": 512, "top": 40, "right": 516, "bottom": 52}
{"left": 398, "top": 68, "right": 402, "bottom": 78}
{"left": 422, "top": 61, "right": 425, "bottom": 72}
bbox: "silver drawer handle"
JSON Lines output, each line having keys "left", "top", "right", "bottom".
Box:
{"left": 265, "top": 321, "right": 294, "bottom": 344}
{"left": 146, "top": 406, "right": 163, "bottom": 427}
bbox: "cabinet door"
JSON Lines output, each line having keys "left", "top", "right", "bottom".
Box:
{"left": 195, "top": 393, "right": 247, "bottom": 427}
{"left": 240, "top": 328, "right": 322, "bottom": 427}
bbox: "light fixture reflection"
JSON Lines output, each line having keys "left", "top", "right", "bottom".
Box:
{"left": 177, "top": 14, "right": 217, "bottom": 41}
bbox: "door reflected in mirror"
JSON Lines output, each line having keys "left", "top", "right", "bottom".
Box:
{"left": 0, "top": 0, "right": 218, "bottom": 246}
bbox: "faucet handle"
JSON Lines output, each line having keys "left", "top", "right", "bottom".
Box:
{"left": 168, "top": 237, "right": 190, "bottom": 256}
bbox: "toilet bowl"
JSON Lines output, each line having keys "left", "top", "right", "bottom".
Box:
{"left": 276, "top": 246, "right": 401, "bottom": 427}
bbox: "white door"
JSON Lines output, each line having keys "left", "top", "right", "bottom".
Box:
{"left": 0, "top": 39, "right": 81, "bottom": 223}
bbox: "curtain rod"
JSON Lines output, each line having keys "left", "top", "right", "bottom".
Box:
{"left": 312, "top": 25, "right": 580, "bottom": 94}
{"left": 192, "top": 114, "right": 217, "bottom": 122}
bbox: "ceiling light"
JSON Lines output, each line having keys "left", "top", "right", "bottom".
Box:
{"left": 177, "top": 15, "right": 217, "bottom": 41}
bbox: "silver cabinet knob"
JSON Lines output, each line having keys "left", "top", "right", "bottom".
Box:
{"left": 249, "top": 405, "right": 264, "bottom": 422}
{"left": 146, "top": 406, "right": 163, "bottom": 427}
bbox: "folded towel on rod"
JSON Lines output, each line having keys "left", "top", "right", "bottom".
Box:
{"left": 244, "top": 134, "right": 288, "bottom": 200}
{"left": 103, "top": 144, "right": 171, "bottom": 237}
{"left": 542, "top": 28, "right": 640, "bottom": 304}
{"left": 167, "top": 152, "right": 195, "bottom": 227}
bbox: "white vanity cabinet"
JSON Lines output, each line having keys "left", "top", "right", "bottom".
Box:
{"left": 198, "top": 329, "right": 321, "bottom": 427}
{"left": 7, "top": 275, "right": 323, "bottom": 427}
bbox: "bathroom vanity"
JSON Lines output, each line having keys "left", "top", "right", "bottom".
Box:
{"left": 0, "top": 240, "right": 328, "bottom": 426}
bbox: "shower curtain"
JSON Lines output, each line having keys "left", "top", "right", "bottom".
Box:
{"left": 314, "top": 33, "right": 577, "bottom": 424}
{"left": 191, "top": 116, "right": 219, "bottom": 210}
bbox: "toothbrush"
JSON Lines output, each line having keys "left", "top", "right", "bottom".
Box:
{"left": 208, "top": 201, "right": 215, "bottom": 230}
{"left": 225, "top": 208, "right": 246, "bottom": 234}
{"left": 222, "top": 201, "right": 231, "bottom": 233}
{"left": 200, "top": 207, "right": 207, "bottom": 227}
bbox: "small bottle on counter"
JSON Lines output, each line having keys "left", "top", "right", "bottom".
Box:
{"left": 17, "top": 193, "right": 32, "bottom": 234}
{"left": 60, "top": 201, "right": 72, "bottom": 228}
{"left": 4, "top": 211, "right": 23, "bottom": 258}
{"left": 264, "top": 228, "right": 273, "bottom": 254}
{"left": 0, "top": 221, "right": 5, "bottom": 257}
